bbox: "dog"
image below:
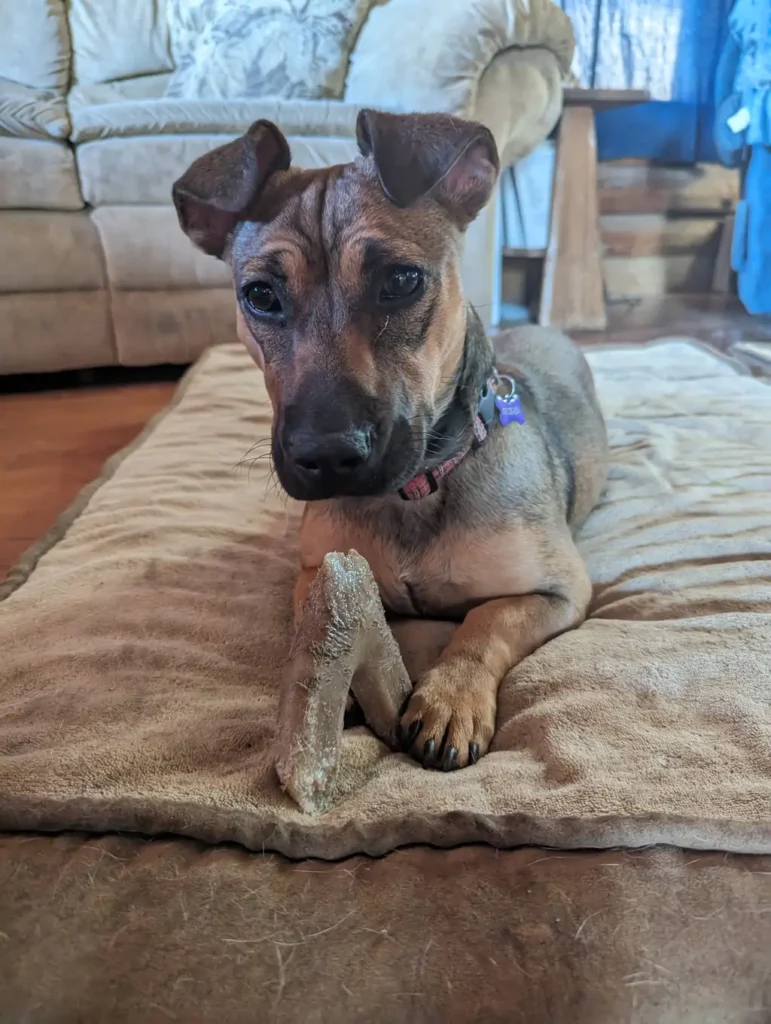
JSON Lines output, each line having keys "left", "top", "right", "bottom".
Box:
{"left": 172, "top": 109, "right": 608, "bottom": 771}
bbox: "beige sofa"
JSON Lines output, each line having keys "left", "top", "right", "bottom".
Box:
{"left": 0, "top": 0, "right": 573, "bottom": 375}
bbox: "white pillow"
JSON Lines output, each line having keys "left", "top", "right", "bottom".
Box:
{"left": 166, "top": 0, "right": 374, "bottom": 100}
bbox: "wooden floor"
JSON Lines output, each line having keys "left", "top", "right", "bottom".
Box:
{"left": 1, "top": 296, "right": 769, "bottom": 582}
{"left": 0, "top": 378, "right": 178, "bottom": 579}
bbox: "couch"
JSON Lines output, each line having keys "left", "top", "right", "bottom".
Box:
{"left": 0, "top": 0, "right": 573, "bottom": 376}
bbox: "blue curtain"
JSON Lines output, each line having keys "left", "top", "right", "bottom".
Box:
{"left": 560, "top": 0, "right": 734, "bottom": 163}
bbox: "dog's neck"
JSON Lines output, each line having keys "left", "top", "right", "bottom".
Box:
{"left": 423, "top": 306, "right": 495, "bottom": 471}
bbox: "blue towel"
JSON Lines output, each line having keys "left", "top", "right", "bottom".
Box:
{"left": 714, "top": 0, "right": 771, "bottom": 312}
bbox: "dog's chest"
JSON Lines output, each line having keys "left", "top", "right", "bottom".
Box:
{"left": 300, "top": 504, "right": 543, "bottom": 619}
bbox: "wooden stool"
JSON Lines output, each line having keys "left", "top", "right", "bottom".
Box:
{"left": 538, "top": 88, "right": 649, "bottom": 332}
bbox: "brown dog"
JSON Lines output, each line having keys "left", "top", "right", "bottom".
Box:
{"left": 172, "top": 110, "right": 608, "bottom": 771}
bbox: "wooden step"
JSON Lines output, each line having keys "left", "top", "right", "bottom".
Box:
{"left": 601, "top": 214, "right": 724, "bottom": 258}
{"left": 602, "top": 254, "right": 716, "bottom": 300}
{"left": 502, "top": 249, "right": 719, "bottom": 306}
{"left": 598, "top": 162, "right": 739, "bottom": 215}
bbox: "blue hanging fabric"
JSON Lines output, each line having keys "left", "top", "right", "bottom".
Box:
{"left": 715, "top": 0, "right": 771, "bottom": 313}
{"left": 588, "top": 0, "right": 732, "bottom": 164}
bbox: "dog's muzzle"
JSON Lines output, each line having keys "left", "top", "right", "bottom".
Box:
{"left": 282, "top": 426, "right": 375, "bottom": 499}
{"left": 273, "top": 376, "right": 420, "bottom": 501}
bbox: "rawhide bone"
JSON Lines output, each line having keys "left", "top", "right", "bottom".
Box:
{"left": 275, "top": 550, "right": 412, "bottom": 813}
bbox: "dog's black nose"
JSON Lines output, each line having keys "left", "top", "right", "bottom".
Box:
{"left": 288, "top": 429, "right": 372, "bottom": 479}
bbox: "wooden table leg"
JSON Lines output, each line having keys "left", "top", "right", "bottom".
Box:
{"left": 538, "top": 105, "right": 607, "bottom": 331}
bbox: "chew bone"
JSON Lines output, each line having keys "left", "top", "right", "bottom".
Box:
{"left": 275, "top": 550, "right": 413, "bottom": 813}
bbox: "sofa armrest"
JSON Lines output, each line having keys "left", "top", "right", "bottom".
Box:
{"left": 345, "top": 0, "right": 573, "bottom": 123}
{"left": 474, "top": 46, "right": 563, "bottom": 166}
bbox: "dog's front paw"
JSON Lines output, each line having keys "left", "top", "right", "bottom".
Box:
{"left": 400, "top": 661, "right": 498, "bottom": 770}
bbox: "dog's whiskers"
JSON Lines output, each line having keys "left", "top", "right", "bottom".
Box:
{"left": 235, "top": 436, "right": 272, "bottom": 468}
{"left": 265, "top": 463, "right": 288, "bottom": 505}
{"left": 237, "top": 454, "right": 273, "bottom": 471}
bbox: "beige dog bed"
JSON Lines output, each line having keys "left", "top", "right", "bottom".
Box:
{"left": 1, "top": 340, "right": 770, "bottom": 860}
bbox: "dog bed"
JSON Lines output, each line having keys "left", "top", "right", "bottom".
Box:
{"left": 4, "top": 836, "right": 771, "bottom": 1023}
{"left": 1, "top": 339, "right": 770, "bottom": 860}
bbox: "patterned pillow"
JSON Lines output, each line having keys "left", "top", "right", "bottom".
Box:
{"left": 166, "top": 0, "right": 376, "bottom": 100}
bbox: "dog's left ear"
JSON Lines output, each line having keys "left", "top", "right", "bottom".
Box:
{"left": 172, "top": 119, "right": 290, "bottom": 258}
{"left": 356, "top": 109, "right": 499, "bottom": 227}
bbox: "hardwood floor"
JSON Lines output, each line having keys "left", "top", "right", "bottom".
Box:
{"left": 578, "top": 294, "right": 771, "bottom": 351}
{"left": 0, "top": 378, "right": 177, "bottom": 579}
{"left": 1, "top": 296, "right": 769, "bottom": 583}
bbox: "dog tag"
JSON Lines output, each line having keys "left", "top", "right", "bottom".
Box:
{"left": 494, "top": 375, "right": 526, "bottom": 426}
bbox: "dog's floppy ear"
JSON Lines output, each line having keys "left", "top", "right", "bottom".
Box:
{"left": 356, "top": 109, "right": 499, "bottom": 227}
{"left": 172, "top": 119, "right": 290, "bottom": 258}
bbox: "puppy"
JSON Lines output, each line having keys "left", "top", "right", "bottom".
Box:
{"left": 173, "top": 110, "right": 608, "bottom": 771}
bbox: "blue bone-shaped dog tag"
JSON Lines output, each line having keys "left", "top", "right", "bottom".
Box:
{"left": 494, "top": 374, "right": 526, "bottom": 426}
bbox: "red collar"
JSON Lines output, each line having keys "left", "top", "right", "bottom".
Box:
{"left": 398, "top": 415, "right": 488, "bottom": 501}
{"left": 397, "top": 371, "right": 525, "bottom": 502}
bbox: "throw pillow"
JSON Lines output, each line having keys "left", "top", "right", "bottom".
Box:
{"left": 166, "top": 0, "right": 375, "bottom": 101}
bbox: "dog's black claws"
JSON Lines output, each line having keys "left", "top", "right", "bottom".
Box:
{"left": 443, "top": 746, "right": 458, "bottom": 771}
{"left": 422, "top": 738, "right": 436, "bottom": 767}
{"left": 403, "top": 720, "right": 422, "bottom": 751}
{"left": 469, "top": 743, "right": 480, "bottom": 765}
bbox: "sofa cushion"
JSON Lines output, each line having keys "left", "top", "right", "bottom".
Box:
{"left": 68, "top": 77, "right": 362, "bottom": 142}
{"left": 166, "top": 0, "right": 374, "bottom": 100}
{"left": 69, "top": 0, "right": 172, "bottom": 85}
{"left": 76, "top": 134, "right": 358, "bottom": 205}
{"left": 0, "top": 138, "right": 83, "bottom": 210}
{"left": 0, "top": 0, "right": 70, "bottom": 94}
{"left": 91, "top": 206, "right": 230, "bottom": 290}
{"left": 0, "top": 78, "right": 69, "bottom": 140}
{"left": 0, "top": 291, "right": 113, "bottom": 374}
{"left": 111, "top": 289, "right": 236, "bottom": 365}
{"left": 0, "top": 212, "right": 104, "bottom": 293}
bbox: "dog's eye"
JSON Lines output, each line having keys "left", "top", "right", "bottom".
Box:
{"left": 243, "top": 282, "right": 283, "bottom": 318}
{"left": 378, "top": 266, "right": 424, "bottom": 305}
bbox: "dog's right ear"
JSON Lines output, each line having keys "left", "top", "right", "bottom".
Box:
{"left": 172, "top": 120, "right": 290, "bottom": 258}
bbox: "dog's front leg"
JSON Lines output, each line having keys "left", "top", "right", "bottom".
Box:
{"left": 401, "top": 579, "right": 590, "bottom": 771}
